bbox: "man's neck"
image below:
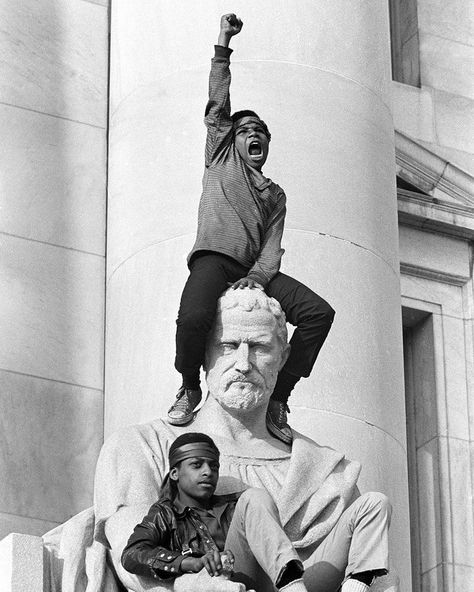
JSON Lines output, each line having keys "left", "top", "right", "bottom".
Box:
{"left": 175, "top": 491, "right": 211, "bottom": 511}
{"left": 191, "top": 396, "right": 290, "bottom": 457}
{"left": 247, "top": 164, "right": 267, "bottom": 185}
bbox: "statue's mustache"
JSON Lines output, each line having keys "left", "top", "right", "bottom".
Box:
{"left": 224, "top": 372, "right": 264, "bottom": 389}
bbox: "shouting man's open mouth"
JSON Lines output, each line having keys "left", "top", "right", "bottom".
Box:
{"left": 248, "top": 140, "right": 263, "bottom": 160}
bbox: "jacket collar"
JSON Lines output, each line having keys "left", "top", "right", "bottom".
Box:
{"left": 171, "top": 492, "right": 241, "bottom": 519}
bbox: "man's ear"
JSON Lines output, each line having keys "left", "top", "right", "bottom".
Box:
{"left": 279, "top": 344, "right": 291, "bottom": 370}
{"left": 169, "top": 467, "right": 179, "bottom": 482}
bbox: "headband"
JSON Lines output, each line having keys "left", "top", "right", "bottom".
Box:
{"left": 169, "top": 442, "right": 220, "bottom": 469}
{"left": 233, "top": 116, "right": 271, "bottom": 140}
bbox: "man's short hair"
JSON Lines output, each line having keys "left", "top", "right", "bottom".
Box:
{"left": 231, "top": 110, "right": 271, "bottom": 140}
{"left": 216, "top": 287, "right": 287, "bottom": 348}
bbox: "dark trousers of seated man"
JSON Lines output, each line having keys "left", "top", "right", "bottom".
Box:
{"left": 229, "top": 489, "right": 391, "bottom": 592}
{"left": 175, "top": 252, "right": 335, "bottom": 401}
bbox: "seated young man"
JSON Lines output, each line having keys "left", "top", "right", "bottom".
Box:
{"left": 121, "top": 433, "right": 308, "bottom": 592}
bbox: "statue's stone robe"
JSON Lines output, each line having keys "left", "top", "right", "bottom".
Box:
{"left": 44, "top": 419, "right": 361, "bottom": 592}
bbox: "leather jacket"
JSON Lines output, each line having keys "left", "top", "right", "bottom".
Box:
{"left": 121, "top": 493, "right": 241, "bottom": 581}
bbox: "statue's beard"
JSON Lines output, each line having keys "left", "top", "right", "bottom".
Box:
{"left": 213, "top": 374, "right": 273, "bottom": 411}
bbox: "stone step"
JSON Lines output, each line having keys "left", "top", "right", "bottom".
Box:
{"left": 0, "top": 533, "right": 46, "bottom": 592}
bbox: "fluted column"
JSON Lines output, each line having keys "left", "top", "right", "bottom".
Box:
{"left": 107, "top": 2, "right": 409, "bottom": 587}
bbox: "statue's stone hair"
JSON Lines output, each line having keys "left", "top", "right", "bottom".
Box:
{"left": 216, "top": 287, "right": 288, "bottom": 347}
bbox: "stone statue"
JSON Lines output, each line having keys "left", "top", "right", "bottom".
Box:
{"left": 43, "top": 288, "right": 396, "bottom": 592}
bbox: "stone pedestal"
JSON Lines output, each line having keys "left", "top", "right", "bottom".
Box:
{"left": 0, "top": 533, "right": 46, "bottom": 592}
{"left": 106, "top": 2, "right": 410, "bottom": 588}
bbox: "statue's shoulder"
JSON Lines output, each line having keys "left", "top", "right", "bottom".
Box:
{"left": 292, "top": 430, "right": 362, "bottom": 475}
{"left": 99, "top": 418, "right": 178, "bottom": 466}
{"left": 94, "top": 419, "right": 177, "bottom": 509}
{"left": 104, "top": 418, "right": 173, "bottom": 445}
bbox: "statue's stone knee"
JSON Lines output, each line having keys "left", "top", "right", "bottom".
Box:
{"left": 238, "top": 487, "right": 274, "bottom": 509}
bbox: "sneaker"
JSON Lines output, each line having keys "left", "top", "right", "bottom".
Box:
{"left": 167, "top": 386, "right": 202, "bottom": 426}
{"left": 266, "top": 399, "right": 293, "bottom": 444}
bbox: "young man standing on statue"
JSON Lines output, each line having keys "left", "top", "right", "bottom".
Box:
{"left": 169, "top": 14, "right": 335, "bottom": 444}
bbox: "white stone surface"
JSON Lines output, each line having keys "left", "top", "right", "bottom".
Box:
{"left": 391, "top": 82, "right": 435, "bottom": 143}
{"left": 448, "top": 565, "right": 474, "bottom": 591}
{"left": 105, "top": 236, "right": 191, "bottom": 433}
{"left": 418, "top": 0, "right": 474, "bottom": 98}
{"left": 399, "top": 226, "right": 471, "bottom": 280}
{"left": 0, "top": 0, "right": 108, "bottom": 126}
{"left": 433, "top": 89, "right": 474, "bottom": 154}
{"left": 417, "top": 0, "right": 474, "bottom": 103}
{"left": 0, "top": 512, "right": 59, "bottom": 542}
{"left": 401, "top": 278, "right": 472, "bottom": 441}
{"left": 421, "top": 565, "right": 444, "bottom": 592}
{"left": 0, "top": 104, "right": 106, "bottom": 254}
{"left": 0, "top": 0, "right": 108, "bottom": 566}
{"left": 0, "top": 234, "right": 104, "bottom": 387}
{"left": 442, "top": 316, "right": 472, "bottom": 441}
{"left": 290, "top": 407, "right": 410, "bottom": 592}
{"left": 417, "top": 139, "right": 474, "bottom": 177}
{"left": 418, "top": 0, "right": 474, "bottom": 48}
{"left": 0, "top": 533, "right": 45, "bottom": 592}
{"left": 401, "top": 274, "right": 465, "bottom": 319}
{"left": 419, "top": 31, "right": 474, "bottom": 100}
{"left": 447, "top": 437, "right": 474, "bottom": 568}
{"left": 110, "top": 1, "right": 392, "bottom": 112}
{"left": 416, "top": 438, "right": 443, "bottom": 573}
{"left": 392, "top": 0, "right": 474, "bottom": 182}
{"left": 0, "top": 370, "right": 103, "bottom": 524}
{"left": 283, "top": 231, "right": 405, "bottom": 441}
{"left": 403, "top": 313, "right": 438, "bottom": 448}
{"left": 400, "top": 215, "right": 474, "bottom": 591}
{"left": 83, "top": 0, "right": 108, "bottom": 6}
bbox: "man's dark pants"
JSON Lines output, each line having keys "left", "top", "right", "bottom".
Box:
{"left": 175, "top": 252, "right": 335, "bottom": 401}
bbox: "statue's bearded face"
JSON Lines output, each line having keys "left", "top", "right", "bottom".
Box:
{"left": 205, "top": 307, "right": 289, "bottom": 413}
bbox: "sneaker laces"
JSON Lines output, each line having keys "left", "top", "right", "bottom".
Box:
{"left": 274, "top": 402, "right": 290, "bottom": 427}
{"left": 172, "top": 390, "right": 194, "bottom": 411}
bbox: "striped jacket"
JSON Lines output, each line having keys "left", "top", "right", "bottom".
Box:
{"left": 187, "top": 45, "right": 286, "bottom": 287}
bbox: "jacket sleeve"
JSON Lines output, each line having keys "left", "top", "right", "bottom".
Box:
{"left": 204, "top": 45, "right": 234, "bottom": 167}
{"left": 121, "top": 503, "right": 184, "bottom": 580}
{"left": 247, "top": 193, "right": 286, "bottom": 287}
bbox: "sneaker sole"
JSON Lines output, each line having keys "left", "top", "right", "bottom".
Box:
{"left": 266, "top": 419, "right": 293, "bottom": 444}
{"left": 167, "top": 412, "right": 196, "bottom": 426}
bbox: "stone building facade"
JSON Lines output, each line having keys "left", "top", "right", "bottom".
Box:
{"left": 0, "top": 2, "right": 472, "bottom": 591}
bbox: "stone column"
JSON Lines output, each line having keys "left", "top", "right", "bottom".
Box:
{"left": 106, "top": 2, "right": 409, "bottom": 587}
{"left": 0, "top": 0, "right": 107, "bottom": 539}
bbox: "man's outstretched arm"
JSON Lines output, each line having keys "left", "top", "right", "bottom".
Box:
{"left": 204, "top": 14, "right": 243, "bottom": 167}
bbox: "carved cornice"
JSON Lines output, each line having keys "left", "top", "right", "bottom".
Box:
{"left": 395, "top": 131, "right": 474, "bottom": 206}
{"left": 395, "top": 131, "right": 474, "bottom": 239}
{"left": 400, "top": 262, "right": 469, "bottom": 286}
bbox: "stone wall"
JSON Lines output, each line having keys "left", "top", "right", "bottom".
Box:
{"left": 392, "top": 0, "right": 474, "bottom": 175}
{"left": 0, "top": 0, "right": 108, "bottom": 538}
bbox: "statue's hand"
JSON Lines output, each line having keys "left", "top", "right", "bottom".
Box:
{"left": 174, "top": 571, "right": 246, "bottom": 592}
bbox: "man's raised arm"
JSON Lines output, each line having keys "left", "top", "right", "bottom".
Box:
{"left": 217, "top": 13, "right": 243, "bottom": 47}
{"left": 204, "top": 14, "right": 243, "bottom": 167}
